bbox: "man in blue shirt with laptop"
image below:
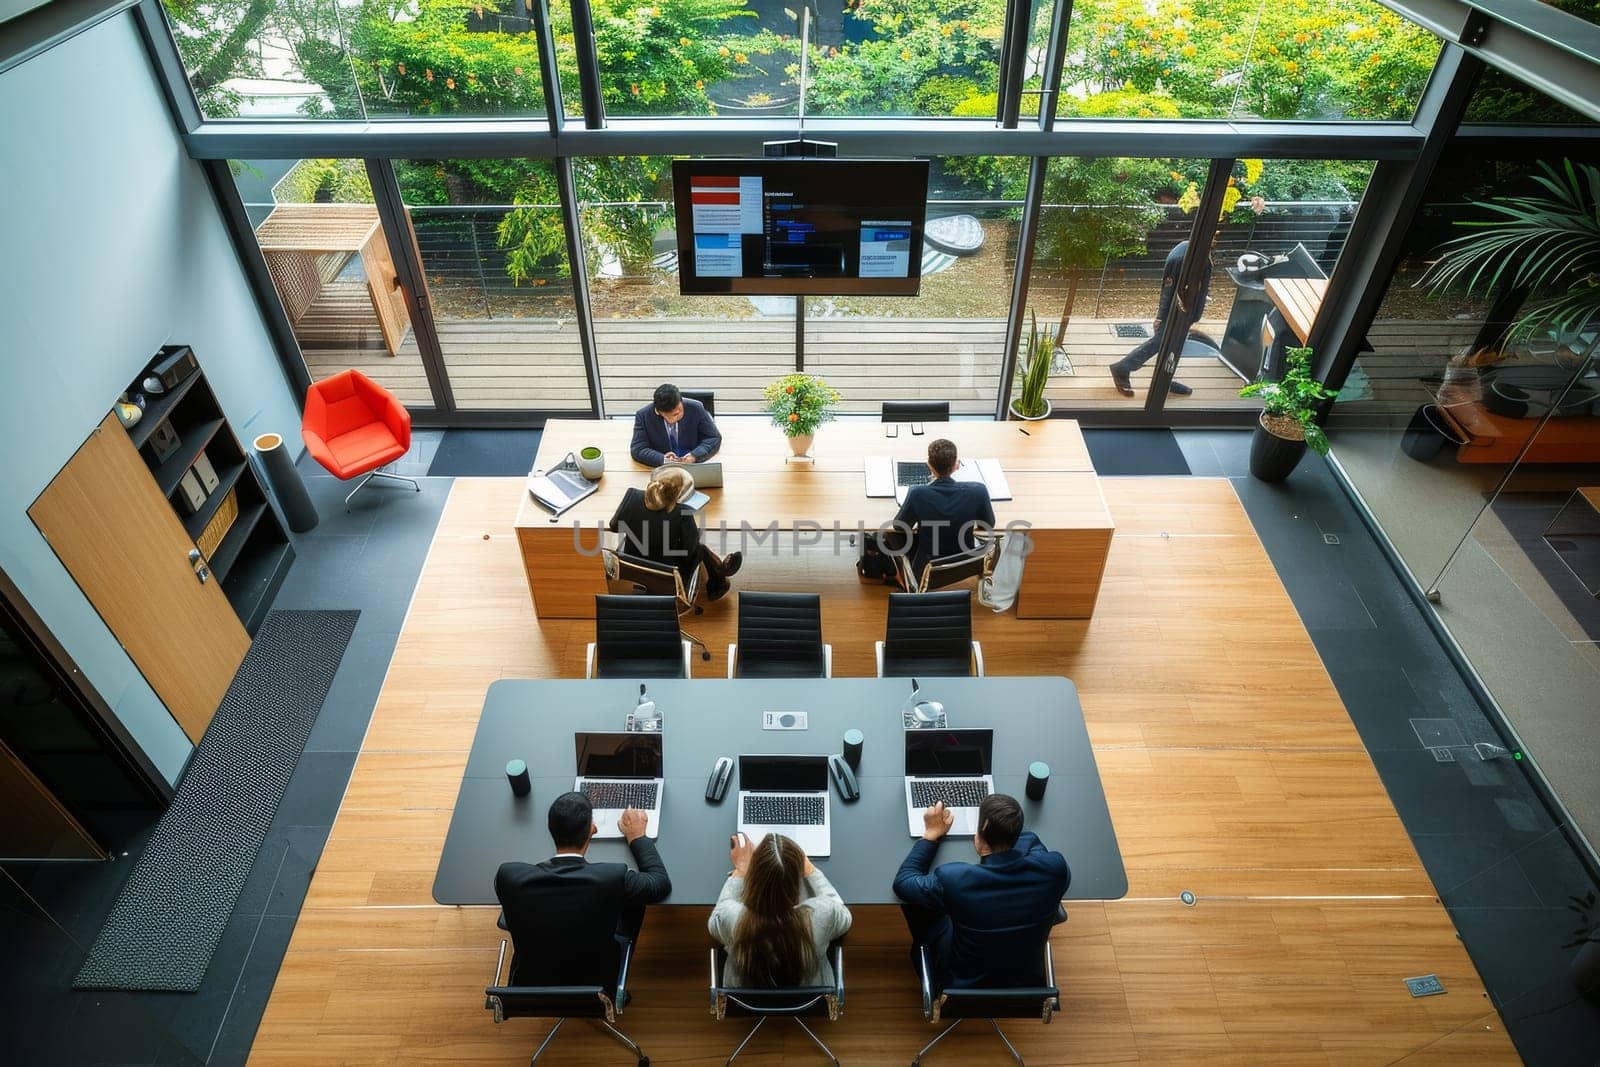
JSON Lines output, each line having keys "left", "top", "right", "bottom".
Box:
{"left": 630, "top": 383, "right": 722, "bottom": 466}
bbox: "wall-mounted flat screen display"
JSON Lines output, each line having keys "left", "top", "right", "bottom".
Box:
{"left": 672, "top": 158, "right": 930, "bottom": 296}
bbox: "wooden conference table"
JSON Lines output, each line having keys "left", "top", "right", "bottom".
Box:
{"left": 513, "top": 418, "right": 1114, "bottom": 619}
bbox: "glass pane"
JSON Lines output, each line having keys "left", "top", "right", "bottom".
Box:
{"left": 575, "top": 156, "right": 796, "bottom": 413}
{"left": 1060, "top": 0, "right": 1438, "bottom": 121}
{"left": 160, "top": 0, "right": 364, "bottom": 118}
{"left": 1325, "top": 152, "right": 1579, "bottom": 583}
{"left": 803, "top": 0, "right": 1015, "bottom": 118}
{"left": 807, "top": 158, "right": 1018, "bottom": 413}
{"left": 1026, "top": 154, "right": 1192, "bottom": 412}
{"left": 561, "top": 0, "right": 794, "bottom": 118}
{"left": 1200, "top": 156, "right": 1374, "bottom": 410}
{"left": 162, "top": 0, "right": 549, "bottom": 120}
{"left": 1463, "top": 66, "right": 1593, "bottom": 126}
{"left": 563, "top": 0, "right": 1040, "bottom": 119}
{"left": 395, "top": 159, "right": 590, "bottom": 410}
{"left": 233, "top": 159, "right": 428, "bottom": 407}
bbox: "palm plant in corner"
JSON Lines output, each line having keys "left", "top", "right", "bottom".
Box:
{"left": 1239, "top": 345, "right": 1335, "bottom": 482}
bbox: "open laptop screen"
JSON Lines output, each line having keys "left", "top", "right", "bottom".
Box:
{"left": 576, "top": 732, "right": 663, "bottom": 778}
{"left": 904, "top": 729, "right": 994, "bottom": 776}
{"left": 740, "top": 754, "right": 829, "bottom": 792}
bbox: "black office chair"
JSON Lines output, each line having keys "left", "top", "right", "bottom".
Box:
{"left": 681, "top": 389, "right": 716, "bottom": 417}
{"left": 709, "top": 942, "right": 844, "bottom": 1065}
{"left": 601, "top": 546, "right": 712, "bottom": 664}
{"left": 897, "top": 532, "right": 1001, "bottom": 595}
{"left": 912, "top": 940, "right": 1060, "bottom": 1065}
{"left": 727, "top": 591, "right": 832, "bottom": 678}
{"left": 586, "top": 594, "right": 697, "bottom": 679}
{"left": 876, "top": 590, "right": 984, "bottom": 677}
{"left": 882, "top": 401, "right": 950, "bottom": 424}
{"left": 486, "top": 936, "right": 648, "bottom": 1066}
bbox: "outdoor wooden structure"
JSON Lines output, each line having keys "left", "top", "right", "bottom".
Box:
{"left": 256, "top": 205, "right": 410, "bottom": 357}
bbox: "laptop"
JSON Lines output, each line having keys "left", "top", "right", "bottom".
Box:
{"left": 903, "top": 729, "right": 995, "bottom": 837}
{"left": 864, "top": 457, "right": 1013, "bottom": 504}
{"left": 655, "top": 460, "right": 723, "bottom": 488}
{"left": 574, "top": 732, "right": 664, "bottom": 839}
{"left": 737, "top": 754, "right": 831, "bottom": 857}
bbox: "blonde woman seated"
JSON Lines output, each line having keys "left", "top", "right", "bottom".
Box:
{"left": 708, "top": 832, "right": 852, "bottom": 988}
{"left": 608, "top": 466, "right": 742, "bottom": 600}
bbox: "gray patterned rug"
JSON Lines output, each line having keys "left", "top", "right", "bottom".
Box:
{"left": 73, "top": 609, "right": 358, "bottom": 992}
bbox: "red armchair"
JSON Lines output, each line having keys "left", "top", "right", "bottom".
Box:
{"left": 302, "top": 370, "right": 420, "bottom": 506}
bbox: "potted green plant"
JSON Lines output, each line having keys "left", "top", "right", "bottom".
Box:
{"left": 1239, "top": 346, "right": 1336, "bottom": 481}
{"left": 763, "top": 373, "right": 841, "bottom": 456}
{"left": 1009, "top": 312, "right": 1054, "bottom": 421}
{"left": 1566, "top": 890, "right": 1600, "bottom": 1004}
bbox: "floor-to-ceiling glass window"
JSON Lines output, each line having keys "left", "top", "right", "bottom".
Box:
{"left": 393, "top": 159, "right": 590, "bottom": 411}
{"left": 231, "top": 158, "right": 427, "bottom": 407}
{"left": 1326, "top": 103, "right": 1600, "bottom": 851}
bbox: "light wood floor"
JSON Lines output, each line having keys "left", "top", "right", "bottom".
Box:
{"left": 247, "top": 477, "right": 1517, "bottom": 1065}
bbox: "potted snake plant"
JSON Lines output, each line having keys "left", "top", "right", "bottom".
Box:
{"left": 1009, "top": 312, "right": 1054, "bottom": 421}
{"left": 1240, "top": 345, "right": 1336, "bottom": 481}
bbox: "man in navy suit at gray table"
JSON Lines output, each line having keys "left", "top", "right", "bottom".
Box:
{"left": 630, "top": 383, "right": 722, "bottom": 466}
{"left": 893, "top": 794, "right": 1071, "bottom": 990}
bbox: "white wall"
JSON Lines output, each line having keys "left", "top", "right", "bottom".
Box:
{"left": 0, "top": 13, "right": 303, "bottom": 785}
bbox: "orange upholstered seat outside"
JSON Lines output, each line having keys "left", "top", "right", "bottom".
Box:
{"left": 302, "top": 370, "right": 411, "bottom": 480}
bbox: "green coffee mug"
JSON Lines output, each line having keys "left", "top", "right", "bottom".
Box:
{"left": 577, "top": 446, "right": 605, "bottom": 480}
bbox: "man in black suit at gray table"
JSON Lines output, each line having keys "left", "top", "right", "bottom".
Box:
{"left": 494, "top": 792, "right": 671, "bottom": 995}
{"left": 890, "top": 438, "right": 996, "bottom": 584}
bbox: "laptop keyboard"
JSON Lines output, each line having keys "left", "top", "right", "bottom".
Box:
{"left": 910, "top": 778, "right": 991, "bottom": 809}
{"left": 582, "top": 780, "right": 659, "bottom": 809}
{"left": 897, "top": 461, "right": 932, "bottom": 486}
{"left": 743, "top": 794, "right": 826, "bottom": 826}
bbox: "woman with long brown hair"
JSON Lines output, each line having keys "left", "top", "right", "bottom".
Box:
{"left": 708, "top": 832, "right": 851, "bottom": 988}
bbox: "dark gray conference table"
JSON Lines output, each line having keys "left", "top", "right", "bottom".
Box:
{"left": 433, "top": 676, "right": 1127, "bottom": 905}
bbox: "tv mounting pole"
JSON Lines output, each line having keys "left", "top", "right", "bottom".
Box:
{"left": 766, "top": 6, "right": 836, "bottom": 158}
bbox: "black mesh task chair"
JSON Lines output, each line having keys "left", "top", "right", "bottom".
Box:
{"left": 586, "top": 594, "right": 700, "bottom": 679}
{"left": 709, "top": 942, "right": 845, "bottom": 1065}
{"left": 681, "top": 389, "right": 716, "bottom": 417}
{"left": 876, "top": 590, "right": 984, "bottom": 677}
{"left": 599, "top": 547, "right": 712, "bottom": 667}
{"left": 897, "top": 532, "right": 1001, "bottom": 595}
{"left": 882, "top": 401, "right": 950, "bottom": 424}
{"left": 911, "top": 939, "right": 1060, "bottom": 1065}
{"left": 727, "top": 591, "right": 832, "bottom": 678}
{"left": 485, "top": 936, "right": 648, "bottom": 1066}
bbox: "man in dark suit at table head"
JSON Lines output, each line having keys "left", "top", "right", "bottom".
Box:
{"left": 494, "top": 791, "right": 671, "bottom": 995}
{"left": 892, "top": 793, "right": 1071, "bottom": 991}
{"left": 630, "top": 383, "right": 723, "bottom": 467}
{"left": 890, "top": 438, "right": 996, "bottom": 585}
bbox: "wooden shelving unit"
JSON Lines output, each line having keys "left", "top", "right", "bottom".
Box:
{"left": 121, "top": 346, "right": 294, "bottom": 634}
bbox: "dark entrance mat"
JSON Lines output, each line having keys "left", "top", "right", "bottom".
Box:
{"left": 427, "top": 429, "right": 543, "bottom": 477}
{"left": 72, "top": 610, "right": 358, "bottom": 992}
{"left": 1083, "top": 428, "right": 1191, "bottom": 476}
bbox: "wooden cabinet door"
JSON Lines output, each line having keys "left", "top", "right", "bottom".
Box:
{"left": 29, "top": 414, "right": 250, "bottom": 742}
{"left": 0, "top": 739, "right": 105, "bottom": 860}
